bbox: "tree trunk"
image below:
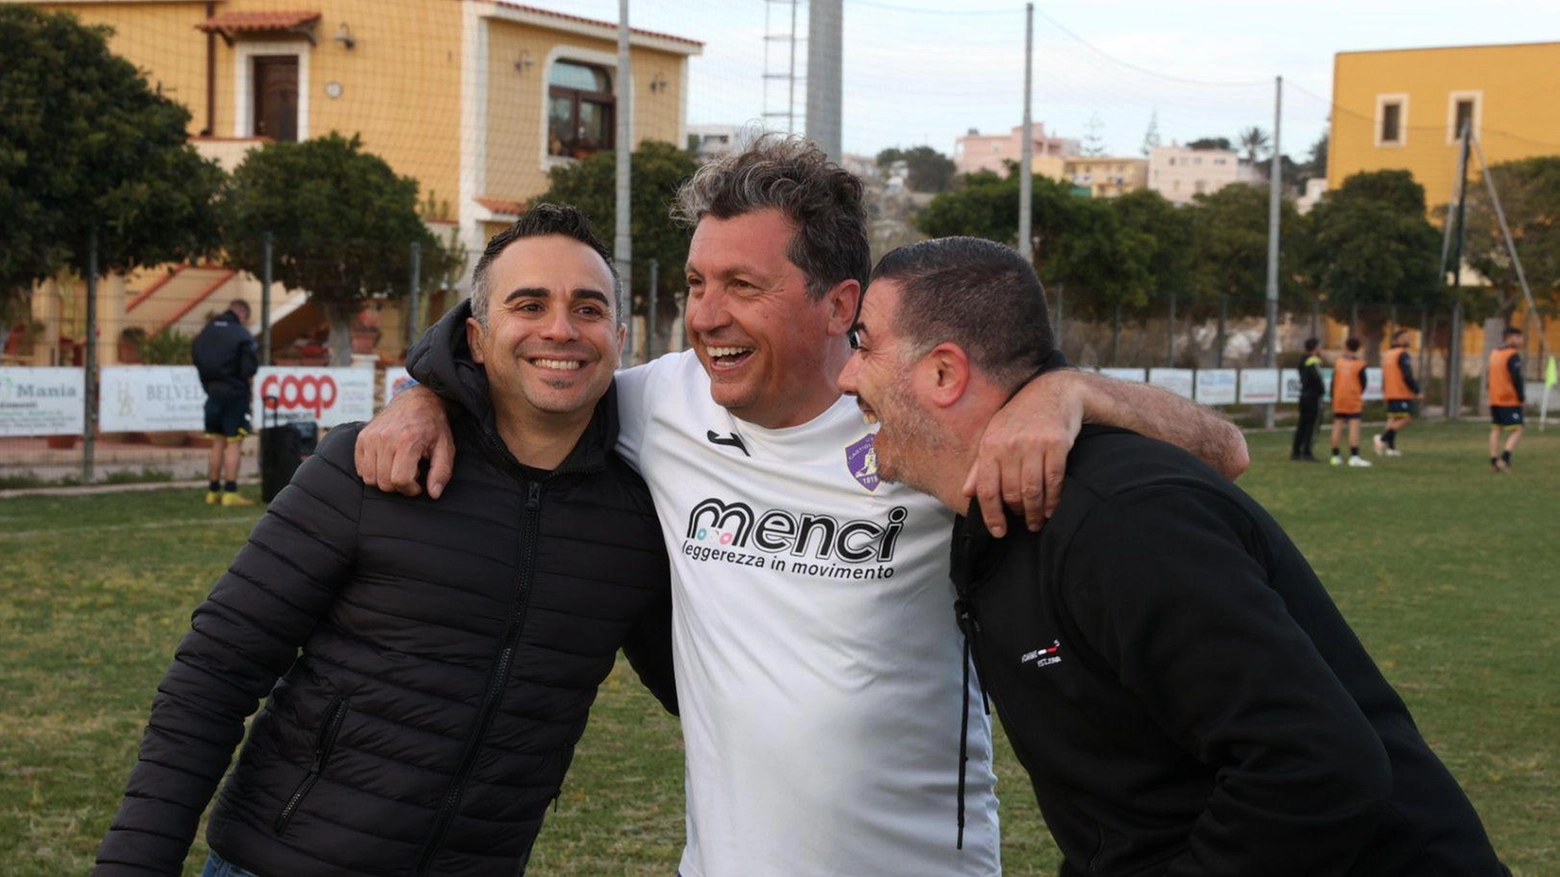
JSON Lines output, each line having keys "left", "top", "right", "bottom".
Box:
{"left": 325, "top": 302, "right": 353, "bottom": 366}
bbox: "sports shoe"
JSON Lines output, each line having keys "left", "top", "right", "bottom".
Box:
{"left": 1492, "top": 460, "right": 1511, "bottom": 474}
{"left": 1385, "top": 449, "right": 1402, "bottom": 458}
{"left": 1348, "top": 456, "right": 1373, "bottom": 468}
{"left": 1330, "top": 456, "right": 1342, "bottom": 466}
{"left": 220, "top": 492, "right": 255, "bottom": 507}
{"left": 205, "top": 490, "right": 221, "bottom": 505}
{"left": 1372, "top": 435, "right": 1385, "bottom": 456}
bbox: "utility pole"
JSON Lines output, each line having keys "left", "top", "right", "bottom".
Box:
{"left": 615, "top": 0, "right": 634, "bottom": 362}
{"left": 1446, "top": 122, "right": 1473, "bottom": 420}
{"left": 1262, "top": 75, "right": 1282, "bottom": 429}
{"left": 806, "top": 0, "right": 842, "bottom": 160}
{"left": 1017, "top": 2, "right": 1033, "bottom": 264}
{"left": 83, "top": 232, "right": 98, "bottom": 484}
{"left": 260, "top": 231, "right": 273, "bottom": 366}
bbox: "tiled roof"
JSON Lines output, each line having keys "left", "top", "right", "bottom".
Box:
{"left": 476, "top": 197, "right": 526, "bottom": 216}
{"left": 492, "top": 1, "right": 702, "bottom": 48}
{"left": 196, "top": 11, "right": 321, "bottom": 35}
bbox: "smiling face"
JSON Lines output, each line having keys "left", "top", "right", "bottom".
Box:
{"left": 466, "top": 234, "right": 624, "bottom": 430}
{"left": 836, "top": 278, "right": 946, "bottom": 490}
{"left": 684, "top": 208, "right": 856, "bottom": 429}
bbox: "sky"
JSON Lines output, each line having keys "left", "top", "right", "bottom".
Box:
{"left": 529, "top": 0, "right": 1560, "bottom": 161}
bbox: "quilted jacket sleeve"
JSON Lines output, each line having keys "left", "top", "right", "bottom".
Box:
{"left": 92, "top": 426, "right": 365, "bottom": 876}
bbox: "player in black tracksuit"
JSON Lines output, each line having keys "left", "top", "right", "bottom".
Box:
{"left": 1291, "top": 337, "right": 1324, "bottom": 461}
{"left": 951, "top": 426, "right": 1509, "bottom": 876}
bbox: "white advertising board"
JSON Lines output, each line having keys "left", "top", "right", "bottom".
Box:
{"left": 255, "top": 367, "right": 375, "bottom": 427}
{"left": 1194, "top": 369, "right": 1238, "bottom": 405}
{"left": 1239, "top": 368, "right": 1279, "bottom": 404}
{"left": 0, "top": 367, "right": 85, "bottom": 437}
{"left": 1148, "top": 368, "right": 1195, "bottom": 399}
{"left": 98, "top": 366, "right": 206, "bottom": 432}
{"left": 1362, "top": 367, "right": 1384, "bottom": 402}
{"left": 383, "top": 367, "right": 419, "bottom": 407}
{"left": 1097, "top": 367, "right": 1147, "bottom": 383}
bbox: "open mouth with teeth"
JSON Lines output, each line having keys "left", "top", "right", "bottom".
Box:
{"left": 530, "top": 357, "right": 584, "bottom": 371}
{"left": 856, "top": 400, "right": 879, "bottom": 425}
{"left": 704, "top": 345, "right": 755, "bottom": 368}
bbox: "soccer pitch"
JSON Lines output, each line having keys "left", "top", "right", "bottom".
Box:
{"left": 1, "top": 420, "right": 1554, "bottom": 875}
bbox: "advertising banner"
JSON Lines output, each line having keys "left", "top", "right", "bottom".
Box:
{"left": 99, "top": 366, "right": 206, "bottom": 432}
{"left": 383, "top": 367, "right": 419, "bottom": 407}
{"left": 255, "top": 367, "right": 375, "bottom": 427}
{"left": 1194, "top": 369, "right": 1238, "bottom": 405}
{"left": 1098, "top": 368, "right": 1147, "bottom": 382}
{"left": 0, "top": 367, "right": 86, "bottom": 437}
{"left": 1239, "top": 368, "right": 1280, "bottom": 404}
{"left": 1148, "top": 368, "right": 1195, "bottom": 399}
{"left": 1363, "top": 367, "right": 1384, "bottom": 401}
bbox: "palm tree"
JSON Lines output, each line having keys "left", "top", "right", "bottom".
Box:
{"left": 1238, "top": 126, "right": 1271, "bottom": 163}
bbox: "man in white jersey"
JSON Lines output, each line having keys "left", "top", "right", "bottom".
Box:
{"left": 356, "top": 135, "right": 1249, "bottom": 876}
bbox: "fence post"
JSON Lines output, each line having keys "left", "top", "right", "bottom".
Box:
{"left": 1166, "top": 291, "right": 1176, "bottom": 367}
{"left": 260, "top": 231, "right": 273, "bottom": 366}
{"left": 1111, "top": 301, "right": 1122, "bottom": 366}
{"left": 646, "top": 259, "right": 659, "bottom": 361}
{"left": 82, "top": 232, "right": 98, "bottom": 484}
{"left": 408, "top": 241, "right": 422, "bottom": 350}
{"left": 1054, "top": 283, "right": 1064, "bottom": 352}
{"left": 1216, "top": 294, "right": 1227, "bottom": 368}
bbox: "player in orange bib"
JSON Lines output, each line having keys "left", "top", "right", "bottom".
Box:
{"left": 1374, "top": 330, "right": 1422, "bottom": 457}
{"left": 1487, "top": 326, "right": 1526, "bottom": 473}
{"left": 1330, "top": 338, "right": 1372, "bottom": 467}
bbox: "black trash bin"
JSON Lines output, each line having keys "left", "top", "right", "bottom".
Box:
{"left": 259, "top": 396, "right": 319, "bottom": 502}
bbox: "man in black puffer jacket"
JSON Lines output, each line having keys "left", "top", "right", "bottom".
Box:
{"left": 95, "top": 205, "right": 677, "bottom": 877}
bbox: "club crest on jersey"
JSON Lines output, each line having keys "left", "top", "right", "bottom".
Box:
{"left": 845, "top": 434, "right": 879, "bottom": 492}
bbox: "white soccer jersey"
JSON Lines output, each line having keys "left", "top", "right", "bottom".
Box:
{"left": 616, "top": 351, "right": 1001, "bottom": 877}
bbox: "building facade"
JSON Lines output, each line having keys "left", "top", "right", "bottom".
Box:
{"left": 1329, "top": 41, "right": 1560, "bottom": 211}
{"left": 953, "top": 124, "right": 1079, "bottom": 176}
{"left": 1146, "top": 145, "right": 1249, "bottom": 205}
{"left": 1063, "top": 156, "right": 1147, "bottom": 198}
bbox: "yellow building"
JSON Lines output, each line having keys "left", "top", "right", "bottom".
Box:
{"left": 1061, "top": 156, "right": 1147, "bottom": 198}
{"left": 1329, "top": 42, "right": 1560, "bottom": 212}
{"left": 22, "top": 0, "right": 701, "bottom": 364}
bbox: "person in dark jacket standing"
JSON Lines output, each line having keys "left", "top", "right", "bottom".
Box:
{"left": 1291, "top": 337, "right": 1324, "bottom": 462}
{"left": 836, "top": 236, "right": 1510, "bottom": 877}
{"left": 191, "top": 300, "right": 259, "bottom": 505}
{"left": 94, "top": 205, "right": 677, "bottom": 877}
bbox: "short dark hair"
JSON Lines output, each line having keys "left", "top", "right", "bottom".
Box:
{"left": 1392, "top": 329, "right": 1411, "bottom": 344}
{"left": 1346, "top": 338, "right": 1362, "bottom": 352}
{"left": 673, "top": 133, "right": 870, "bottom": 301}
{"left": 869, "top": 236, "right": 1053, "bottom": 395}
{"left": 1304, "top": 337, "right": 1320, "bottom": 352}
{"left": 229, "top": 299, "right": 250, "bottom": 316}
{"left": 470, "top": 203, "right": 618, "bottom": 326}
{"left": 1504, "top": 325, "right": 1524, "bottom": 338}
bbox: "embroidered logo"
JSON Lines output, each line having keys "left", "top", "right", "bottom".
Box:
{"left": 705, "top": 430, "right": 750, "bottom": 456}
{"left": 1020, "top": 640, "right": 1062, "bottom": 669}
{"left": 845, "top": 434, "right": 879, "bottom": 492}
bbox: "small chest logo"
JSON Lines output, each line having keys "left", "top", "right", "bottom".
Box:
{"left": 845, "top": 434, "right": 879, "bottom": 492}
{"left": 1020, "top": 640, "right": 1062, "bottom": 669}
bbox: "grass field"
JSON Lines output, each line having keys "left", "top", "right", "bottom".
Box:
{"left": 2, "top": 419, "right": 1556, "bottom": 876}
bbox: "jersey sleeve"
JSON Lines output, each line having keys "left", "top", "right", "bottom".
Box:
{"left": 1510, "top": 354, "right": 1525, "bottom": 403}
{"left": 1060, "top": 485, "right": 1391, "bottom": 876}
{"left": 1398, "top": 351, "right": 1418, "bottom": 394}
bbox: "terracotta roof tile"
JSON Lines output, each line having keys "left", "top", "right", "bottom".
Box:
{"left": 196, "top": 11, "right": 321, "bottom": 35}
{"left": 476, "top": 197, "right": 526, "bottom": 216}
{"left": 492, "top": 1, "right": 702, "bottom": 48}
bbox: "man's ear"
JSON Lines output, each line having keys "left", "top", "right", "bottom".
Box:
{"left": 824, "top": 279, "right": 862, "bottom": 336}
{"left": 465, "top": 317, "right": 487, "bottom": 364}
{"left": 920, "top": 342, "right": 971, "bottom": 409}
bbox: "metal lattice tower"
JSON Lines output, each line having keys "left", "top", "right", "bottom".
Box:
{"left": 763, "top": 0, "right": 804, "bottom": 133}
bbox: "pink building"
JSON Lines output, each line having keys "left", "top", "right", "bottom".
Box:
{"left": 953, "top": 124, "right": 1080, "bottom": 176}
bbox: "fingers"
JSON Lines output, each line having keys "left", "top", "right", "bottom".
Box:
{"left": 427, "top": 430, "right": 456, "bottom": 499}
{"left": 386, "top": 432, "right": 427, "bottom": 497}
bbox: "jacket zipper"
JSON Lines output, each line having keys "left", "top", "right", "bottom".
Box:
{"left": 415, "top": 480, "right": 544, "bottom": 876}
{"left": 274, "top": 696, "right": 350, "bottom": 834}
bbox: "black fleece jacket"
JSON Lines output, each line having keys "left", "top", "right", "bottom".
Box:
{"left": 951, "top": 426, "right": 1507, "bottom": 877}
{"left": 95, "top": 317, "right": 674, "bottom": 876}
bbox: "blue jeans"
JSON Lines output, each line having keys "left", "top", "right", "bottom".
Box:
{"left": 201, "top": 851, "right": 262, "bottom": 877}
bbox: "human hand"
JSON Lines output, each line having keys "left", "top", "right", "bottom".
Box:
{"left": 961, "top": 371, "right": 1082, "bottom": 536}
{"left": 353, "top": 385, "right": 456, "bottom": 498}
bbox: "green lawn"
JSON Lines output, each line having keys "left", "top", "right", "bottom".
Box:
{"left": 2, "top": 419, "right": 1555, "bottom": 875}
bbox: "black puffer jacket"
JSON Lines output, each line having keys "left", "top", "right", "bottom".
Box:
{"left": 94, "top": 321, "right": 675, "bottom": 876}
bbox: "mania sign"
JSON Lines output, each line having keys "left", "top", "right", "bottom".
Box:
{"left": 255, "top": 367, "right": 374, "bottom": 426}
{"left": 0, "top": 367, "right": 85, "bottom": 437}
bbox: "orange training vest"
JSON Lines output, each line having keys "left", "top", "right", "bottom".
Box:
{"left": 1489, "top": 347, "right": 1521, "bottom": 407}
{"left": 1333, "top": 357, "right": 1366, "bottom": 414}
{"left": 1382, "top": 346, "right": 1413, "bottom": 400}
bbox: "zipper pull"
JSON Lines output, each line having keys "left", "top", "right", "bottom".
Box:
{"left": 526, "top": 481, "right": 541, "bottom": 511}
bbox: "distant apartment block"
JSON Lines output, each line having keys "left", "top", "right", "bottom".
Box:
{"left": 688, "top": 124, "right": 741, "bottom": 161}
{"left": 1330, "top": 42, "right": 1560, "bottom": 210}
{"left": 1147, "top": 145, "right": 1251, "bottom": 205}
{"left": 1064, "top": 157, "right": 1147, "bottom": 198}
{"left": 954, "top": 124, "right": 1080, "bottom": 176}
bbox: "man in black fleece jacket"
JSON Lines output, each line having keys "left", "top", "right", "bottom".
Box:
{"left": 837, "top": 236, "right": 1508, "bottom": 877}
{"left": 94, "top": 205, "right": 676, "bottom": 877}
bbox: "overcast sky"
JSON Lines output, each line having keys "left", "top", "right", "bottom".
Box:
{"left": 535, "top": 0, "right": 1560, "bottom": 160}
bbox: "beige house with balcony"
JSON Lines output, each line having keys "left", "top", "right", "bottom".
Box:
{"left": 18, "top": 0, "right": 701, "bottom": 366}
{"left": 1062, "top": 156, "right": 1147, "bottom": 198}
{"left": 1146, "top": 145, "right": 1254, "bottom": 205}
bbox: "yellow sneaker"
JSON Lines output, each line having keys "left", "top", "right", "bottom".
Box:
{"left": 220, "top": 492, "right": 255, "bottom": 507}
{"left": 205, "top": 491, "right": 222, "bottom": 505}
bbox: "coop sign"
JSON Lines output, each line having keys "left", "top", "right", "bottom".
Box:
{"left": 0, "top": 367, "right": 85, "bottom": 437}
{"left": 255, "top": 367, "right": 374, "bottom": 426}
{"left": 98, "top": 366, "right": 206, "bottom": 432}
